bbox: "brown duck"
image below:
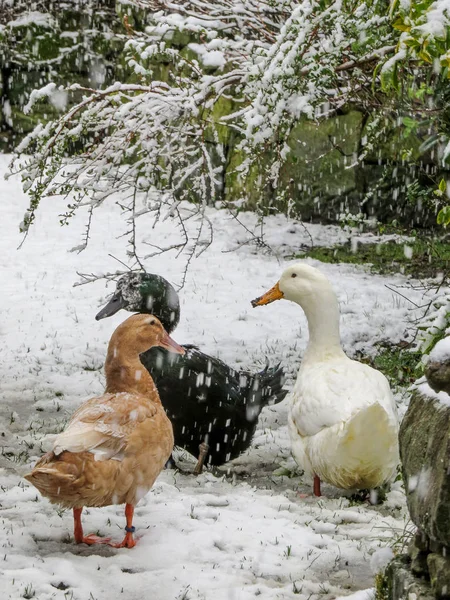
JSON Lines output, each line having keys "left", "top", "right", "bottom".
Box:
{"left": 25, "top": 314, "right": 184, "bottom": 548}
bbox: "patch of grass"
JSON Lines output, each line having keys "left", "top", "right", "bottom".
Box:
{"left": 375, "top": 571, "right": 389, "bottom": 600}
{"left": 82, "top": 362, "right": 102, "bottom": 372}
{"left": 22, "top": 584, "right": 35, "bottom": 599}
{"left": 51, "top": 582, "right": 70, "bottom": 591}
{"left": 292, "top": 581, "right": 303, "bottom": 594}
{"left": 1, "top": 447, "right": 30, "bottom": 464}
{"left": 299, "top": 238, "right": 450, "bottom": 278}
{"left": 356, "top": 344, "right": 422, "bottom": 388}
{"left": 369, "top": 345, "right": 422, "bottom": 387}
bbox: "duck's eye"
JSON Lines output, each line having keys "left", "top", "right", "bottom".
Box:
{"left": 291, "top": 273, "right": 297, "bottom": 278}
{"left": 148, "top": 319, "right": 156, "bottom": 326}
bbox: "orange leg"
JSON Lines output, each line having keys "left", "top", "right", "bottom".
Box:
{"left": 313, "top": 475, "right": 321, "bottom": 497}
{"left": 73, "top": 507, "right": 112, "bottom": 545}
{"left": 109, "top": 504, "right": 136, "bottom": 549}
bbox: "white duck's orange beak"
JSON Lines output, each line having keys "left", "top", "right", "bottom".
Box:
{"left": 159, "top": 331, "right": 185, "bottom": 354}
{"left": 251, "top": 281, "right": 284, "bottom": 307}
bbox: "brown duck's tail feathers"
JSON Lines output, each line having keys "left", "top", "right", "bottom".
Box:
{"left": 24, "top": 466, "right": 77, "bottom": 497}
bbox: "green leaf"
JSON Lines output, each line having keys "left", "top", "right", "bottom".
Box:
{"left": 402, "top": 116, "right": 417, "bottom": 129}
{"left": 418, "top": 134, "right": 439, "bottom": 154}
{"left": 392, "top": 16, "right": 410, "bottom": 32}
{"left": 418, "top": 48, "right": 433, "bottom": 63}
{"left": 437, "top": 205, "right": 450, "bottom": 226}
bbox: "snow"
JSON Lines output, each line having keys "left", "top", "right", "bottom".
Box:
{"left": 415, "top": 379, "right": 450, "bottom": 408}
{"left": 8, "top": 11, "right": 54, "bottom": 29}
{"left": 189, "top": 43, "right": 227, "bottom": 69}
{"left": 369, "top": 547, "right": 394, "bottom": 574}
{"left": 429, "top": 336, "right": 450, "bottom": 363}
{"left": 0, "top": 154, "right": 431, "bottom": 599}
{"left": 403, "top": 245, "right": 413, "bottom": 260}
{"left": 202, "top": 50, "right": 226, "bottom": 68}
{"left": 415, "top": 0, "right": 450, "bottom": 38}
{"left": 49, "top": 89, "right": 69, "bottom": 112}
{"left": 336, "top": 591, "right": 375, "bottom": 600}
{"left": 23, "top": 83, "right": 57, "bottom": 115}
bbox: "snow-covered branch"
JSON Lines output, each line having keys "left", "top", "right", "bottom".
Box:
{"left": 9, "top": 0, "right": 450, "bottom": 265}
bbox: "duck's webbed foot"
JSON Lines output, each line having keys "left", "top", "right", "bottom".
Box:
{"left": 108, "top": 504, "right": 136, "bottom": 548}
{"left": 79, "top": 534, "right": 113, "bottom": 546}
{"left": 109, "top": 530, "right": 136, "bottom": 549}
{"left": 73, "top": 507, "right": 112, "bottom": 546}
{"left": 193, "top": 441, "right": 210, "bottom": 475}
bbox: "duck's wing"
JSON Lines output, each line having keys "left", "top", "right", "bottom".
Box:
{"left": 291, "top": 360, "right": 396, "bottom": 438}
{"left": 53, "top": 394, "right": 157, "bottom": 461}
{"left": 145, "top": 345, "right": 287, "bottom": 415}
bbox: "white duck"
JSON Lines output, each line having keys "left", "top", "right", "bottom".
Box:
{"left": 252, "top": 263, "right": 399, "bottom": 496}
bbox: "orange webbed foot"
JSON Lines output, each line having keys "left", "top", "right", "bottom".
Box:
{"left": 108, "top": 532, "right": 136, "bottom": 548}
{"left": 77, "top": 534, "right": 112, "bottom": 546}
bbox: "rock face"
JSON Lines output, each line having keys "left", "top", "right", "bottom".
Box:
{"left": 377, "top": 555, "right": 435, "bottom": 600}
{"left": 426, "top": 339, "right": 450, "bottom": 395}
{"left": 381, "top": 338, "right": 450, "bottom": 600}
{"left": 400, "top": 386, "right": 450, "bottom": 546}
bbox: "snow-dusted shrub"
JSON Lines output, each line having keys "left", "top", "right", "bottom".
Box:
{"left": 8, "top": 0, "right": 450, "bottom": 261}
{"left": 418, "top": 292, "right": 450, "bottom": 359}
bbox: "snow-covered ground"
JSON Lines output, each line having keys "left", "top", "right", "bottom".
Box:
{"left": 0, "top": 154, "right": 429, "bottom": 600}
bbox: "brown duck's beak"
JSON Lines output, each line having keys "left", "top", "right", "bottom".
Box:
{"left": 159, "top": 331, "right": 186, "bottom": 355}
{"left": 95, "top": 292, "right": 127, "bottom": 320}
{"left": 251, "top": 281, "right": 284, "bottom": 307}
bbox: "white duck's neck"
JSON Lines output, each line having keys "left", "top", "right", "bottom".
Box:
{"left": 299, "top": 289, "right": 346, "bottom": 363}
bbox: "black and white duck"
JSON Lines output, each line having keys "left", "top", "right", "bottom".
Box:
{"left": 96, "top": 272, "right": 287, "bottom": 473}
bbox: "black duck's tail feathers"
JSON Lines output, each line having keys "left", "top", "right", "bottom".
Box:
{"left": 241, "top": 363, "right": 288, "bottom": 410}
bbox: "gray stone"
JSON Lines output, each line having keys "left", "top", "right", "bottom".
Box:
{"left": 413, "top": 530, "right": 431, "bottom": 552}
{"left": 426, "top": 360, "right": 450, "bottom": 395}
{"left": 430, "top": 540, "right": 447, "bottom": 554}
{"left": 427, "top": 554, "right": 450, "bottom": 599}
{"left": 399, "top": 389, "right": 450, "bottom": 548}
{"left": 380, "top": 555, "right": 435, "bottom": 600}
{"left": 409, "top": 539, "right": 430, "bottom": 578}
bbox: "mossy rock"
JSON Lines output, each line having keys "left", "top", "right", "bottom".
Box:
{"left": 8, "top": 105, "right": 59, "bottom": 134}
{"left": 427, "top": 554, "right": 450, "bottom": 599}
{"left": 426, "top": 340, "right": 450, "bottom": 394}
{"left": 378, "top": 555, "right": 435, "bottom": 600}
{"left": 224, "top": 110, "right": 363, "bottom": 218}
{"left": 204, "top": 95, "right": 237, "bottom": 145}
{"left": 362, "top": 114, "right": 422, "bottom": 163}
{"left": 400, "top": 388, "right": 450, "bottom": 547}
